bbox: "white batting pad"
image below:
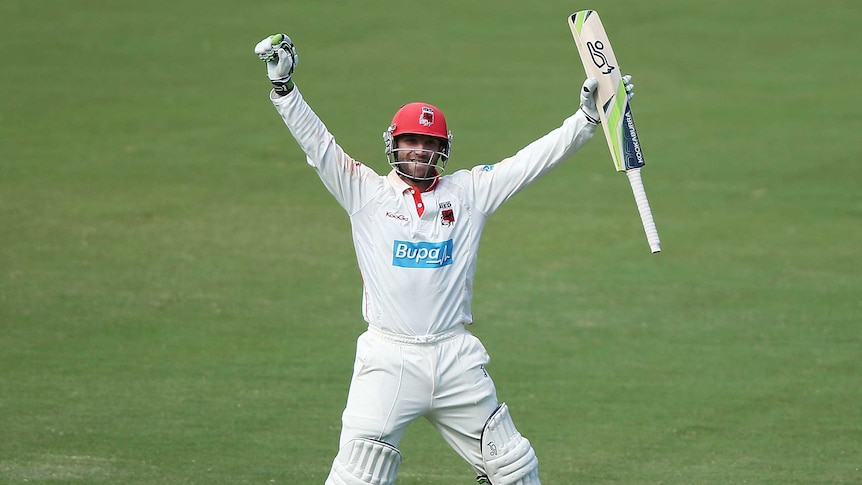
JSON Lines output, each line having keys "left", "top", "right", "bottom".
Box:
{"left": 481, "top": 403, "right": 541, "bottom": 484}
{"left": 325, "top": 438, "right": 401, "bottom": 485}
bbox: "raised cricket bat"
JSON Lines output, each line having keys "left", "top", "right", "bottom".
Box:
{"left": 568, "top": 10, "right": 661, "bottom": 253}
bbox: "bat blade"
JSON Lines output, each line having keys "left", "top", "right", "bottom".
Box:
{"left": 568, "top": 10, "right": 661, "bottom": 253}
{"left": 569, "top": 10, "right": 642, "bottom": 172}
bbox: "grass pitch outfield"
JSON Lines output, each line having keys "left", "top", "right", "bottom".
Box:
{"left": 1, "top": 0, "right": 860, "bottom": 483}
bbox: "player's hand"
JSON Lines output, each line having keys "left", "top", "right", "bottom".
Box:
{"left": 580, "top": 75, "right": 635, "bottom": 123}
{"left": 622, "top": 74, "right": 634, "bottom": 100}
{"left": 579, "top": 78, "right": 600, "bottom": 124}
{"left": 254, "top": 34, "right": 298, "bottom": 95}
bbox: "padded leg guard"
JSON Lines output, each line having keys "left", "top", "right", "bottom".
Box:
{"left": 325, "top": 438, "right": 401, "bottom": 485}
{"left": 481, "top": 403, "right": 540, "bottom": 485}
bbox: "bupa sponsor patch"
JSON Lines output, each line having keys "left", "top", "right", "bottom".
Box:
{"left": 392, "top": 239, "right": 453, "bottom": 268}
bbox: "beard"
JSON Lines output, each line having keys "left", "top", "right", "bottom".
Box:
{"left": 397, "top": 161, "right": 436, "bottom": 180}
{"left": 394, "top": 150, "right": 440, "bottom": 181}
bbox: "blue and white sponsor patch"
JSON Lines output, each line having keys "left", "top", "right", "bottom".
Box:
{"left": 392, "top": 239, "right": 453, "bottom": 268}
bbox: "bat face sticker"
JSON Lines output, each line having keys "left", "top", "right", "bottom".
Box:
{"left": 587, "top": 40, "right": 616, "bottom": 75}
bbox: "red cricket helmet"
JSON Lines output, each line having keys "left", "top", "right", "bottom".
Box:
{"left": 389, "top": 102, "right": 450, "bottom": 140}
{"left": 383, "top": 102, "right": 453, "bottom": 181}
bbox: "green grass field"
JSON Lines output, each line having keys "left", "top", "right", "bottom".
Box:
{"left": 2, "top": 0, "right": 860, "bottom": 483}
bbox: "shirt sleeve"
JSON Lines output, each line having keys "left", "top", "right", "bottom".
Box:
{"left": 270, "top": 87, "right": 378, "bottom": 215}
{"left": 467, "top": 110, "right": 597, "bottom": 216}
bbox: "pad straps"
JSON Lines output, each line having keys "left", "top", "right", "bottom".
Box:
{"left": 325, "top": 438, "right": 401, "bottom": 485}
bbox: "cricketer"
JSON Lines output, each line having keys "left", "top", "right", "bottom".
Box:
{"left": 253, "top": 33, "right": 634, "bottom": 484}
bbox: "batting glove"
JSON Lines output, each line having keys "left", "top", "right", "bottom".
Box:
{"left": 254, "top": 34, "right": 299, "bottom": 96}
{"left": 579, "top": 75, "right": 636, "bottom": 124}
{"left": 579, "top": 78, "right": 601, "bottom": 124}
{"left": 622, "top": 74, "right": 635, "bottom": 100}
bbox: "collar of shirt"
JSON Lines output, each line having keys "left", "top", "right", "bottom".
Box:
{"left": 387, "top": 170, "right": 439, "bottom": 217}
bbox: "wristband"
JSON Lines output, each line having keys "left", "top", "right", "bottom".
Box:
{"left": 272, "top": 79, "right": 295, "bottom": 96}
{"left": 580, "top": 108, "right": 600, "bottom": 124}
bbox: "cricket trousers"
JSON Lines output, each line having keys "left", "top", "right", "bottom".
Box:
{"left": 337, "top": 324, "right": 500, "bottom": 475}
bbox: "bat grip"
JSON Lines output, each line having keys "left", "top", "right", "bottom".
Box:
{"left": 625, "top": 167, "right": 661, "bottom": 253}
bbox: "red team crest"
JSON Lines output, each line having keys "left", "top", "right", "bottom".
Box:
{"left": 440, "top": 201, "right": 455, "bottom": 226}
{"left": 419, "top": 106, "right": 435, "bottom": 127}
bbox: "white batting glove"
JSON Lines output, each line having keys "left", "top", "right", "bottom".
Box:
{"left": 579, "top": 78, "right": 600, "bottom": 124}
{"left": 254, "top": 34, "right": 299, "bottom": 96}
{"left": 579, "top": 75, "right": 636, "bottom": 124}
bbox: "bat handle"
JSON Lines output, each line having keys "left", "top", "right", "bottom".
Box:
{"left": 625, "top": 167, "right": 661, "bottom": 253}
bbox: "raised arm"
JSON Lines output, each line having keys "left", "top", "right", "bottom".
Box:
{"left": 253, "top": 34, "right": 378, "bottom": 214}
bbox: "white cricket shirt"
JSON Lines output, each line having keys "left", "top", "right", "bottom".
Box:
{"left": 272, "top": 88, "right": 596, "bottom": 336}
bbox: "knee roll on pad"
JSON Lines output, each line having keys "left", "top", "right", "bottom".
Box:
{"left": 325, "top": 438, "right": 401, "bottom": 485}
{"left": 481, "top": 403, "right": 541, "bottom": 485}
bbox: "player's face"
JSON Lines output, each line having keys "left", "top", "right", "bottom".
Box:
{"left": 395, "top": 134, "right": 445, "bottom": 180}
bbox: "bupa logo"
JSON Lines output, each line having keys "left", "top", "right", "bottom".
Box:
{"left": 393, "top": 239, "right": 453, "bottom": 268}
